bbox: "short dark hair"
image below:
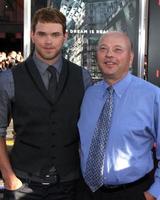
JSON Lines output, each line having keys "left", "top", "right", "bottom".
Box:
{"left": 31, "top": 7, "right": 66, "bottom": 34}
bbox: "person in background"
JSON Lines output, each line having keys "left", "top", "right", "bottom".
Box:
{"left": 16, "top": 51, "right": 24, "bottom": 63}
{"left": 78, "top": 31, "right": 160, "bottom": 200}
{"left": 6, "top": 51, "right": 18, "bottom": 68}
{"left": 0, "top": 52, "right": 7, "bottom": 71}
{"left": 0, "top": 7, "right": 92, "bottom": 200}
{"left": 0, "top": 51, "right": 23, "bottom": 70}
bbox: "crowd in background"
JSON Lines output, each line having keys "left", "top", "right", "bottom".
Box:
{"left": 0, "top": 51, "right": 24, "bottom": 71}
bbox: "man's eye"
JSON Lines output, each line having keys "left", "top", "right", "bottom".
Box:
{"left": 51, "top": 33, "right": 63, "bottom": 37}
{"left": 114, "top": 48, "right": 123, "bottom": 53}
{"left": 37, "top": 32, "right": 46, "bottom": 36}
{"left": 99, "top": 47, "right": 107, "bottom": 51}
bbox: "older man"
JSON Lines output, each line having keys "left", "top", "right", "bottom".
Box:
{"left": 78, "top": 31, "right": 160, "bottom": 200}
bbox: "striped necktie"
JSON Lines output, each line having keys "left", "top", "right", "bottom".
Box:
{"left": 84, "top": 86, "right": 114, "bottom": 192}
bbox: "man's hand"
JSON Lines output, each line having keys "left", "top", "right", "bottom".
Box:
{"left": 0, "top": 137, "right": 22, "bottom": 191}
{"left": 144, "top": 191, "right": 156, "bottom": 200}
{"left": 4, "top": 175, "right": 23, "bottom": 190}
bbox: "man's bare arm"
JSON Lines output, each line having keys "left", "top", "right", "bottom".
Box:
{"left": 0, "top": 137, "right": 22, "bottom": 190}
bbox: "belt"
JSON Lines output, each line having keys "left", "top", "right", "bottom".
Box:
{"left": 100, "top": 172, "right": 150, "bottom": 192}
{"left": 14, "top": 168, "right": 59, "bottom": 185}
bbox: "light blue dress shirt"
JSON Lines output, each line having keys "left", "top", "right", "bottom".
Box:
{"left": 78, "top": 73, "right": 160, "bottom": 199}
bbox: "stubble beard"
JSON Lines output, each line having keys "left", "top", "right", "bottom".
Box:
{"left": 36, "top": 48, "right": 61, "bottom": 62}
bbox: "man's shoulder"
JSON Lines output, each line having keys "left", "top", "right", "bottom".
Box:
{"left": 63, "top": 58, "right": 91, "bottom": 77}
{"left": 85, "top": 80, "right": 103, "bottom": 94}
{"left": 131, "top": 74, "right": 160, "bottom": 93}
{"left": 0, "top": 69, "right": 13, "bottom": 90}
{"left": 63, "top": 58, "right": 82, "bottom": 70}
{"left": 0, "top": 69, "right": 12, "bottom": 80}
{"left": 12, "top": 56, "right": 34, "bottom": 73}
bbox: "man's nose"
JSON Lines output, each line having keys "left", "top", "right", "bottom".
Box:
{"left": 105, "top": 49, "right": 113, "bottom": 57}
{"left": 45, "top": 35, "right": 53, "bottom": 43}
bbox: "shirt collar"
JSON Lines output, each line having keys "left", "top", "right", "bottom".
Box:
{"left": 113, "top": 73, "right": 132, "bottom": 98}
{"left": 102, "top": 72, "right": 132, "bottom": 98}
{"left": 32, "top": 51, "right": 62, "bottom": 75}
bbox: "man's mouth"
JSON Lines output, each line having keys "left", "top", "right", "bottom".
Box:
{"left": 104, "top": 61, "right": 116, "bottom": 65}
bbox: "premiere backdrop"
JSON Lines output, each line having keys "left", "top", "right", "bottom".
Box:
{"left": 148, "top": 0, "right": 160, "bottom": 86}
{"left": 31, "top": 0, "right": 139, "bottom": 81}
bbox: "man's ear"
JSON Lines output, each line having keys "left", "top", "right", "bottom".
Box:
{"left": 129, "top": 52, "right": 134, "bottom": 66}
{"left": 31, "top": 31, "right": 35, "bottom": 44}
{"left": 64, "top": 32, "right": 68, "bottom": 42}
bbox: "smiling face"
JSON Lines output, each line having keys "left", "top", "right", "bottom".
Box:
{"left": 31, "top": 22, "right": 67, "bottom": 65}
{"left": 96, "top": 32, "right": 134, "bottom": 84}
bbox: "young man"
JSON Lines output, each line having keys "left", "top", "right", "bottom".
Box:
{"left": 0, "top": 7, "right": 92, "bottom": 200}
{"left": 78, "top": 31, "right": 160, "bottom": 200}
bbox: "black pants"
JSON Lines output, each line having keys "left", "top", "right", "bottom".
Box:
{"left": 78, "top": 176, "right": 153, "bottom": 200}
{"left": 3, "top": 179, "right": 80, "bottom": 200}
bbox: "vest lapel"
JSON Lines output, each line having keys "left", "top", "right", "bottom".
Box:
{"left": 25, "top": 57, "right": 53, "bottom": 104}
{"left": 25, "top": 57, "right": 69, "bottom": 104}
{"left": 54, "top": 58, "right": 68, "bottom": 101}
